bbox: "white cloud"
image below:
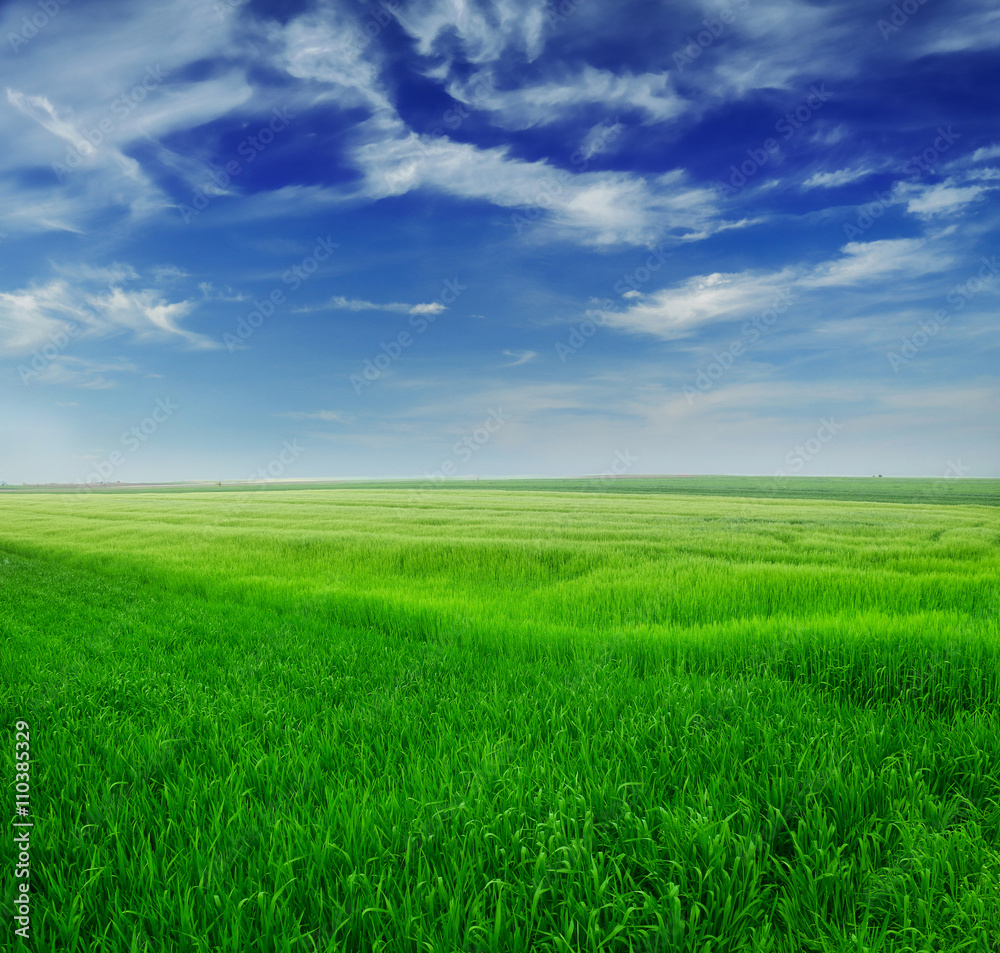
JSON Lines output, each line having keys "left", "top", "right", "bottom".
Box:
{"left": 971, "top": 144, "right": 1000, "bottom": 163}
{"left": 800, "top": 238, "right": 943, "bottom": 287}
{"left": 803, "top": 167, "right": 874, "bottom": 189}
{"left": 0, "top": 0, "right": 733, "bottom": 250}
{"left": 199, "top": 283, "right": 249, "bottom": 302}
{"left": 501, "top": 349, "right": 537, "bottom": 366}
{"left": 24, "top": 356, "right": 140, "bottom": 389}
{"left": 448, "top": 67, "right": 684, "bottom": 130}
{"left": 394, "top": 0, "right": 547, "bottom": 64}
{"left": 125, "top": 73, "right": 254, "bottom": 138}
{"left": 87, "top": 288, "right": 211, "bottom": 348}
{"left": 301, "top": 295, "right": 447, "bottom": 315}
{"left": 170, "top": 5, "right": 728, "bottom": 251}
{"left": 352, "top": 124, "right": 730, "bottom": 247}
{"left": 0, "top": 0, "right": 344, "bottom": 237}
{"left": 579, "top": 121, "right": 626, "bottom": 160}
{"left": 966, "top": 167, "right": 1000, "bottom": 182}
{"left": 273, "top": 410, "right": 351, "bottom": 422}
{"left": 269, "top": 9, "right": 390, "bottom": 111}
{"left": 0, "top": 270, "right": 214, "bottom": 355}
{"left": 0, "top": 285, "right": 81, "bottom": 352}
{"left": 897, "top": 181, "right": 991, "bottom": 218}
{"left": 684, "top": 0, "right": 844, "bottom": 98}
{"left": 4, "top": 88, "right": 166, "bottom": 230}
{"left": 151, "top": 265, "right": 190, "bottom": 283}
{"left": 0, "top": 0, "right": 246, "bottom": 234}
{"left": 601, "top": 269, "right": 796, "bottom": 339}
{"left": 915, "top": 5, "right": 1000, "bottom": 55}
{"left": 603, "top": 237, "right": 954, "bottom": 340}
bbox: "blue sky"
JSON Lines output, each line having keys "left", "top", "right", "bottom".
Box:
{"left": 1, "top": 0, "right": 998, "bottom": 483}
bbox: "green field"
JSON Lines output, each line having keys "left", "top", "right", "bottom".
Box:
{"left": 2, "top": 480, "right": 999, "bottom": 952}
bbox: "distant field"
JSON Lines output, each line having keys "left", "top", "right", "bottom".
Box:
{"left": 2, "top": 484, "right": 999, "bottom": 952}
{"left": 7, "top": 474, "right": 1000, "bottom": 506}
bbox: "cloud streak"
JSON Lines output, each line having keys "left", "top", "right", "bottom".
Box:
{"left": 300, "top": 296, "right": 448, "bottom": 316}
{"left": 602, "top": 237, "right": 956, "bottom": 340}
{"left": 0, "top": 269, "right": 215, "bottom": 357}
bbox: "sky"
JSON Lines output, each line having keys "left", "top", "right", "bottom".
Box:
{"left": 1, "top": 0, "right": 998, "bottom": 484}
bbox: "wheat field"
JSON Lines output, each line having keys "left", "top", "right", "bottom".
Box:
{"left": 1, "top": 481, "right": 998, "bottom": 952}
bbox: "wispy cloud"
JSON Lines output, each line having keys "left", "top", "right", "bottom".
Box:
{"left": 393, "top": 0, "right": 547, "bottom": 64}
{"left": 352, "top": 122, "right": 734, "bottom": 247}
{"left": 0, "top": 268, "right": 215, "bottom": 355}
{"left": 268, "top": 8, "right": 391, "bottom": 112}
{"left": 298, "top": 295, "right": 447, "bottom": 315}
{"left": 272, "top": 410, "right": 352, "bottom": 423}
{"left": 599, "top": 269, "right": 796, "bottom": 340}
{"left": 803, "top": 167, "right": 875, "bottom": 189}
{"left": 448, "top": 68, "right": 684, "bottom": 130}
{"left": 37, "top": 357, "right": 141, "bottom": 389}
{"left": 501, "top": 349, "right": 538, "bottom": 366}
{"left": 971, "top": 143, "right": 1000, "bottom": 162}
{"left": 603, "top": 237, "right": 954, "bottom": 340}
{"left": 895, "top": 180, "right": 993, "bottom": 218}
{"left": 800, "top": 238, "right": 944, "bottom": 287}
{"left": 0, "top": 0, "right": 255, "bottom": 235}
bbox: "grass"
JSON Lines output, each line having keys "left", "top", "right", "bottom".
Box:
{"left": 7, "top": 474, "right": 1000, "bottom": 506}
{"left": 1, "top": 479, "right": 999, "bottom": 951}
